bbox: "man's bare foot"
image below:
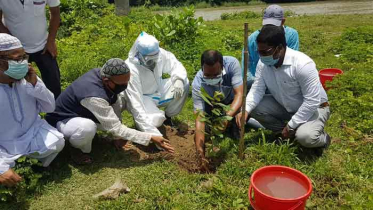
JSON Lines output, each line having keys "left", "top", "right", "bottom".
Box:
{"left": 70, "top": 148, "right": 93, "bottom": 165}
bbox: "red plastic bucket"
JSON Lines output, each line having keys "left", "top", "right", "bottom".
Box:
{"left": 319, "top": 68, "right": 343, "bottom": 90}
{"left": 248, "top": 165, "right": 312, "bottom": 210}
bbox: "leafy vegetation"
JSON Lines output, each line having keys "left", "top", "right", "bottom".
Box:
{"left": 196, "top": 89, "right": 233, "bottom": 157}
{"left": 0, "top": 157, "right": 46, "bottom": 203}
{"left": 1, "top": 2, "right": 373, "bottom": 209}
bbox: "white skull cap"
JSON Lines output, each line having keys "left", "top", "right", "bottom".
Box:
{"left": 0, "top": 33, "right": 23, "bottom": 51}
{"left": 136, "top": 32, "right": 160, "bottom": 56}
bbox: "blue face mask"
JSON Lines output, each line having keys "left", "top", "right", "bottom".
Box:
{"left": 204, "top": 75, "right": 222, "bottom": 86}
{"left": 4, "top": 60, "right": 28, "bottom": 80}
{"left": 259, "top": 47, "right": 279, "bottom": 66}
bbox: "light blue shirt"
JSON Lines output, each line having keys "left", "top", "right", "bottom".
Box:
{"left": 192, "top": 56, "right": 243, "bottom": 111}
{"left": 0, "top": 78, "right": 57, "bottom": 173}
{"left": 242, "top": 26, "right": 299, "bottom": 79}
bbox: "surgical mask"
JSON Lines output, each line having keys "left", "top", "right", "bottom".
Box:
{"left": 204, "top": 75, "right": 222, "bottom": 86}
{"left": 4, "top": 60, "right": 28, "bottom": 80}
{"left": 112, "top": 84, "right": 127, "bottom": 94}
{"left": 259, "top": 47, "right": 279, "bottom": 66}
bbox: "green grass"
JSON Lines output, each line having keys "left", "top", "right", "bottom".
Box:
{"left": 1, "top": 9, "right": 373, "bottom": 210}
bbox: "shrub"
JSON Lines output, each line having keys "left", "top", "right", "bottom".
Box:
{"left": 221, "top": 11, "right": 261, "bottom": 20}
{"left": 0, "top": 157, "right": 47, "bottom": 203}
{"left": 147, "top": 6, "right": 204, "bottom": 47}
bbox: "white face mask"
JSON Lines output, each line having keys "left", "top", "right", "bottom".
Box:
{"left": 204, "top": 74, "right": 222, "bottom": 86}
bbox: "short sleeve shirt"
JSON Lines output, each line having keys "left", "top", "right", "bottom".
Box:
{"left": 0, "top": 0, "right": 60, "bottom": 53}
{"left": 192, "top": 56, "right": 243, "bottom": 111}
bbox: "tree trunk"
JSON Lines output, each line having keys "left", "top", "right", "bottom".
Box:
{"left": 115, "top": 0, "right": 130, "bottom": 16}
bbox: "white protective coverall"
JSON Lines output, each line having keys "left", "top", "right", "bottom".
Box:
{"left": 125, "top": 33, "right": 189, "bottom": 136}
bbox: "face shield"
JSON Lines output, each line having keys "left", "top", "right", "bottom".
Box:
{"left": 137, "top": 52, "right": 159, "bottom": 68}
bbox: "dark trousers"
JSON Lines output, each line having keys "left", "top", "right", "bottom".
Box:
{"left": 28, "top": 50, "right": 61, "bottom": 98}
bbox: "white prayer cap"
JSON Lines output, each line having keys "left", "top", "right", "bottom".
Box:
{"left": 0, "top": 33, "right": 23, "bottom": 52}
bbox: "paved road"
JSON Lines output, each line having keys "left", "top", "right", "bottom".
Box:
{"left": 194, "top": 0, "right": 373, "bottom": 21}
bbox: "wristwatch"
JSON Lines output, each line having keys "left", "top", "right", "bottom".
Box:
{"left": 287, "top": 124, "right": 296, "bottom": 136}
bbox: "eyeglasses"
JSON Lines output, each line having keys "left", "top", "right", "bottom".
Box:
{"left": 0, "top": 54, "right": 29, "bottom": 62}
{"left": 258, "top": 46, "right": 278, "bottom": 56}
{"left": 202, "top": 67, "right": 223, "bottom": 79}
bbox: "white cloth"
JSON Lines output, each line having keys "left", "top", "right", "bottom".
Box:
{"left": 0, "top": 0, "right": 60, "bottom": 53}
{"left": 57, "top": 117, "right": 97, "bottom": 153}
{"left": 0, "top": 33, "right": 22, "bottom": 51}
{"left": 0, "top": 77, "right": 65, "bottom": 174}
{"left": 245, "top": 48, "right": 328, "bottom": 129}
{"left": 80, "top": 96, "right": 152, "bottom": 146}
{"left": 125, "top": 34, "right": 189, "bottom": 136}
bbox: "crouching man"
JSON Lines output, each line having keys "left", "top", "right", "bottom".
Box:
{"left": 237, "top": 25, "right": 331, "bottom": 155}
{"left": 0, "top": 34, "right": 65, "bottom": 187}
{"left": 46, "top": 58, "right": 174, "bottom": 164}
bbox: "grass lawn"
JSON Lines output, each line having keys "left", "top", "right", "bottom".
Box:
{"left": 1, "top": 8, "right": 372, "bottom": 210}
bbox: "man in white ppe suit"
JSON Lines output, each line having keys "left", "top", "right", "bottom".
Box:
{"left": 125, "top": 32, "right": 189, "bottom": 137}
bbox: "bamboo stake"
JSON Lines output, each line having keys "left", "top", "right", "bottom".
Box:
{"left": 239, "top": 23, "right": 249, "bottom": 160}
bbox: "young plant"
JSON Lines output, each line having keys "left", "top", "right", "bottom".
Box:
{"left": 196, "top": 87, "right": 232, "bottom": 157}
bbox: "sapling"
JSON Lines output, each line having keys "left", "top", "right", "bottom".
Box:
{"left": 196, "top": 87, "right": 233, "bottom": 157}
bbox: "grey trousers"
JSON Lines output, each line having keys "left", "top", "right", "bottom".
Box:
{"left": 251, "top": 95, "right": 330, "bottom": 148}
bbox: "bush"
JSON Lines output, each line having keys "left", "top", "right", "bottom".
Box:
{"left": 130, "top": 0, "right": 252, "bottom": 7}
{"left": 147, "top": 6, "right": 204, "bottom": 47}
{"left": 0, "top": 157, "right": 47, "bottom": 203}
{"left": 221, "top": 11, "right": 261, "bottom": 20}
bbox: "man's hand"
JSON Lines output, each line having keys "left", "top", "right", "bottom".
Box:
{"left": 25, "top": 65, "right": 37, "bottom": 86}
{"left": 282, "top": 125, "right": 295, "bottom": 139}
{"left": 42, "top": 39, "right": 58, "bottom": 58}
{"left": 0, "top": 169, "right": 22, "bottom": 187}
{"left": 220, "top": 118, "right": 230, "bottom": 132}
{"left": 235, "top": 111, "right": 249, "bottom": 128}
{"left": 196, "top": 151, "right": 210, "bottom": 173}
{"left": 151, "top": 136, "right": 175, "bottom": 153}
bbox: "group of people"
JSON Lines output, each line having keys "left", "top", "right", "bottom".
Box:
{"left": 0, "top": 2, "right": 331, "bottom": 187}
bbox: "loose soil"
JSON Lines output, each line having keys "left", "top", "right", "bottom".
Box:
{"left": 123, "top": 125, "right": 202, "bottom": 172}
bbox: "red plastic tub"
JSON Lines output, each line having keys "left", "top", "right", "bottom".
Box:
{"left": 248, "top": 165, "right": 312, "bottom": 210}
{"left": 319, "top": 68, "right": 343, "bottom": 90}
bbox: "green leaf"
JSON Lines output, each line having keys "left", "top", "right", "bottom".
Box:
{"left": 166, "top": 30, "right": 176, "bottom": 37}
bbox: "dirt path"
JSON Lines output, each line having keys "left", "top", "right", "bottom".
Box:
{"left": 193, "top": 0, "right": 373, "bottom": 21}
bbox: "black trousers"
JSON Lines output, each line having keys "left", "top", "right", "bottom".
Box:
{"left": 28, "top": 50, "right": 61, "bottom": 98}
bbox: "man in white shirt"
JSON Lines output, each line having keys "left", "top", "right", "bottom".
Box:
{"left": 236, "top": 25, "right": 331, "bottom": 154}
{"left": 46, "top": 58, "right": 174, "bottom": 165}
{"left": 0, "top": 0, "right": 61, "bottom": 98}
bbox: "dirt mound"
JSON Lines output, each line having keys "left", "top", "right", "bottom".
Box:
{"left": 124, "top": 125, "right": 201, "bottom": 172}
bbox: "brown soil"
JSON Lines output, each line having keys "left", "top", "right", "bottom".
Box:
{"left": 123, "top": 125, "right": 201, "bottom": 172}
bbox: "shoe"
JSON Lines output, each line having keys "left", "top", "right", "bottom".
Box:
{"left": 314, "top": 133, "right": 331, "bottom": 156}
{"left": 163, "top": 116, "right": 173, "bottom": 126}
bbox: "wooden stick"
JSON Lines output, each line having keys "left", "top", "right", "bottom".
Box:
{"left": 239, "top": 23, "right": 249, "bottom": 160}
